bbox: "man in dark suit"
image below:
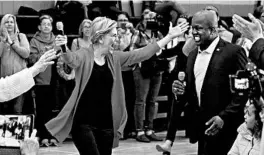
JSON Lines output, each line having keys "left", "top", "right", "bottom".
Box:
{"left": 172, "top": 10, "right": 248, "bottom": 155}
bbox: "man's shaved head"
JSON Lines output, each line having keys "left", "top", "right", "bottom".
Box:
{"left": 191, "top": 10, "right": 219, "bottom": 49}
{"left": 192, "top": 10, "right": 218, "bottom": 29}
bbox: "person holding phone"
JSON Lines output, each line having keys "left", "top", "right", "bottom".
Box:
{"left": 114, "top": 11, "right": 138, "bottom": 139}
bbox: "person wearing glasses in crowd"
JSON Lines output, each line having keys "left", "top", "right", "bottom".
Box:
{"left": 71, "top": 19, "right": 92, "bottom": 52}
{"left": 0, "top": 14, "right": 30, "bottom": 115}
{"left": 114, "top": 11, "right": 138, "bottom": 139}
{"left": 28, "top": 15, "right": 58, "bottom": 147}
{"left": 46, "top": 16, "right": 189, "bottom": 155}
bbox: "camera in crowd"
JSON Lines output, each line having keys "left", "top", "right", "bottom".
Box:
{"left": 229, "top": 62, "right": 264, "bottom": 106}
{"left": 145, "top": 12, "right": 170, "bottom": 35}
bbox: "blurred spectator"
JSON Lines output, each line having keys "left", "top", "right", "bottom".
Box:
{"left": 55, "top": 0, "right": 89, "bottom": 34}
{"left": 114, "top": 12, "right": 137, "bottom": 139}
{"left": 228, "top": 101, "right": 263, "bottom": 155}
{"left": 253, "top": 5, "right": 264, "bottom": 23}
{"left": 131, "top": 10, "right": 164, "bottom": 143}
{"left": 87, "top": 0, "right": 122, "bottom": 20}
{"left": 235, "top": 35, "right": 253, "bottom": 57}
{"left": 154, "top": 0, "right": 187, "bottom": 26}
{"left": 71, "top": 19, "right": 92, "bottom": 51}
{"left": 156, "top": 15, "right": 189, "bottom": 154}
{"left": 0, "top": 14, "right": 30, "bottom": 114}
{"left": 28, "top": 15, "right": 58, "bottom": 147}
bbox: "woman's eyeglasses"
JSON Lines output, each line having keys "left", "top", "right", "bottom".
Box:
{"left": 118, "top": 19, "right": 129, "bottom": 22}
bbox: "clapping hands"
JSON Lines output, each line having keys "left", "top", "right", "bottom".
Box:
{"left": 233, "top": 13, "right": 264, "bottom": 43}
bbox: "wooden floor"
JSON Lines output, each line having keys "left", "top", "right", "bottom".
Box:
{"left": 39, "top": 131, "right": 197, "bottom": 155}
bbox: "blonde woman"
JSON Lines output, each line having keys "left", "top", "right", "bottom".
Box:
{"left": 46, "top": 17, "right": 189, "bottom": 155}
{"left": 71, "top": 19, "right": 92, "bottom": 52}
{"left": 0, "top": 14, "right": 30, "bottom": 114}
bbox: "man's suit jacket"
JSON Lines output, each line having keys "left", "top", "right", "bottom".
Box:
{"left": 249, "top": 38, "right": 264, "bottom": 70}
{"left": 184, "top": 38, "right": 248, "bottom": 145}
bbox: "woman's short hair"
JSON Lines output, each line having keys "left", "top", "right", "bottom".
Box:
{"left": 90, "top": 17, "right": 117, "bottom": 44}
{"left": 78, "top": 19, "right": 92, "bottom": 37}
{"left": 0, "top": 14, "right": 19, "bottom": 34}
{"left": 39, "top": 15, "right": 53, "bottom": 25}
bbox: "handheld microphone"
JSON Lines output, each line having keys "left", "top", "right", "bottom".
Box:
{"left": 174, "top": 71, "right": 186, "bottom": 100}
{"left": 178, "top": 71, "right": 186, "bottom": 86}
{"left": 56, "top": 22, "right": 67, "bottom": 53}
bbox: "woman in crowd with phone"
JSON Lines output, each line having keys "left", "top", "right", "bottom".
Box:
{"left": 114, "top": 11, "right": 138, "bottom": 139}
{"left": 0, "top": 14, "right": 30, "bottom": 115}
{"left": 46, "top": 16, "right": 189, "bottom": 155}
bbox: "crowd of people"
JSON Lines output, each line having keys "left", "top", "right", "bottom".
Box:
{"left": 0, "top": 1, "right": 264, "bottom": 155}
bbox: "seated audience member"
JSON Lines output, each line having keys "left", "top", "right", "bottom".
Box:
{"left": 228, "top": 100, "right": 263, "bottom": 155}
{"left": 0, "top": 49, "right": 57, "bottom": 102}
{"left": 28, "top": 15, "right": 58, "bottom": 147}
{"left": 0, "top": 14, "right": 30, "bottom": 114}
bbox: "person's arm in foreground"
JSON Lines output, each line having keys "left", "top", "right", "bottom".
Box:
{"left": 0, "top": 49, "right": 57, "bottom": 102}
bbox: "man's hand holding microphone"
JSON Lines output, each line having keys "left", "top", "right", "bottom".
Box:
{"left": 172, "top": 72, "right": 186, "bottom": 100}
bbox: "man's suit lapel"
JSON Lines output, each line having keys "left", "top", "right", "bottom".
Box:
{"left": 188, "top": 47, "right": 198, "bottom": 85}
{"left": 200, "top": 39, "right": 226, "bottom": 95}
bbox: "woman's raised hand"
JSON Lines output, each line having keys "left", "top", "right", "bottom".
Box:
{"left": 167, "top": 21, "right": 189, "bottom": 40}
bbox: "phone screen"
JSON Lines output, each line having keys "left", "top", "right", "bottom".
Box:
{"left": 0, "top": 115, "right": 34, "bottom": 148}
